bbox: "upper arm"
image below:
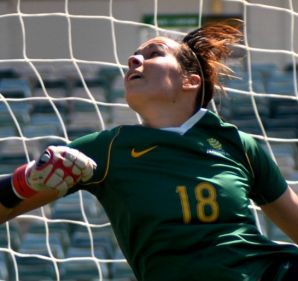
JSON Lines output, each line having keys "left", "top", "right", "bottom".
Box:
{"left": 260, "top": 186, "right": 298, "bottom": 244}
{"left": 0, "top": 189, "right": 60, "bottom": 224}
{"left": 239, "top": 134, "right": 298, "bottom": 243}
{"left": 239, "top": 132, "right": 288, "bottom": 205}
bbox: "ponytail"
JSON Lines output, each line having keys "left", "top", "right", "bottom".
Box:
{"left": 177, "top": 19, "right": 243, "bottom": 108}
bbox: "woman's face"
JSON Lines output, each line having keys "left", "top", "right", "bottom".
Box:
{"left": 124, "top": 37, "right": 184, "bottom": 113}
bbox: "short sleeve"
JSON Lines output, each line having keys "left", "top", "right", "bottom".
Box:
{"left": 239, "top": 132, "right": 288, "bottom": 205}
{"left": 65, "top": 129, "right": 116, "bottom": 195}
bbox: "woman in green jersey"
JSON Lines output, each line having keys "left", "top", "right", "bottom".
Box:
{"left": 1, "top": 21, "right": 298, "bottom": 281}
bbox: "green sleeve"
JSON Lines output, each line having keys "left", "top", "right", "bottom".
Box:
{"left": 239, "top": 132, "right": 288, "bottom": 205}
{"left": 65, "top": 128, "right": 117, "bottom": 194}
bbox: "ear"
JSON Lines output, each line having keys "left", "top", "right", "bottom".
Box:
{"left": 182, "top": 74, "right": 201, "bottom": 91}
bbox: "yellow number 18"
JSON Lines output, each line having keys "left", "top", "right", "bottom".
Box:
{"left": 176, "top": 183, "right": 219, "bottom": 224}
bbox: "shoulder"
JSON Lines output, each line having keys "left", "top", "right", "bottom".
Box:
{"left": 237, "top": 131, "right": 275, "bottom": 169}
{"left": 69, "top": 126, "right": 122, "bottom": 150}
{"left": 237, "top": 131, "right": 288, "bottom": 204}
{"left": 237, "top": 131, "right": 259, "bottom": 153}
{"left": 237, "top": 130, "right": 270, "bottom": 174}
{"left": 66, "top": 126, "right": 124, "bottom": 171}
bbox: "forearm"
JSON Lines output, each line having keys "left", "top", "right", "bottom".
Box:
{"left": 0, "top": 172, "right": 32, "bottom": 224}
{"left": 0, "top": 174, "right": 22, "bottom": 205}
{"left": 0, "top": 146, "right": 97, "bottom": 224}
{"left": 0, "top": 173, "right": 61, "bottom": 224}
{"left": 0, "top": 203, "right": 13, "bottom": 224}
{"left": 0, "top": 189, "right": 60, "bottom": 224}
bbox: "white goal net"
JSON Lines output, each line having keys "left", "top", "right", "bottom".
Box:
{"left": 0, "top": 0, "right": 298, "bottom": 280}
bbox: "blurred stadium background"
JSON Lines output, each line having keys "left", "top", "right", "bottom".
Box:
{"left": 0, "top": 0, "right": 298, "bottom": 280}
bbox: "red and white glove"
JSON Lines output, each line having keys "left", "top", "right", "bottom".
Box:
{"left": 12, "top": 146, "right": 97, "bottom": 198}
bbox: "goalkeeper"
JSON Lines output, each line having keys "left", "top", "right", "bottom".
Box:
{"left": 1, "top": 21, "right": 298, "bottom": 281}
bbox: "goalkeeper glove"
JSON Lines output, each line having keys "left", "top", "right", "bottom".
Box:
{"left": 12, "top": 146, "right": 97, "bottom": 198}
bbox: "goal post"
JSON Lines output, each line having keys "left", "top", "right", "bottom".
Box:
{"left": 0, "top": 1, "right": 298, "bottom": 281}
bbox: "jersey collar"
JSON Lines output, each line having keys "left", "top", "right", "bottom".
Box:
{"left": 161, "top": 108, "right": 208, "bottom": 135}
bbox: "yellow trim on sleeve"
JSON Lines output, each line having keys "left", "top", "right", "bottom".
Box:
{"left": 244, "top": 152, "right": 255, "bottom": 180}
{"left": 83, "top": 126, "right": 122, "bottom": 186}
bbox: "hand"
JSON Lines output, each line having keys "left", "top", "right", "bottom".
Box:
{"left": 12, "top": 146, "right": 97, "bottom": 198}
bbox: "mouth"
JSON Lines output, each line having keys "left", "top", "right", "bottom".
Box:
{"left": 127, "top": 72, "right": 143, "bottom": 81}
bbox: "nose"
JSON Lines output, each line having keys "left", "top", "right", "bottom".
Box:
{"left": 128, "top": 54, "right": 144, "bottom": 69}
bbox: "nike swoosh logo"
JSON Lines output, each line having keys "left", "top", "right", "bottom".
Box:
{"left": 131, "top": 145, "right": 158, "bottom": 158}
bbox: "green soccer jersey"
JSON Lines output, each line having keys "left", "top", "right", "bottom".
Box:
{"left": 67, "top": 109, "right": 298, "bottom": 281}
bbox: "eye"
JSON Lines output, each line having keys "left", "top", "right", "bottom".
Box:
{"left": 149, "top": 51, "right": 162, "bottom": 58}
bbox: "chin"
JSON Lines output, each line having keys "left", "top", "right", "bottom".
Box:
{"left": 125, "top": 88, "right": 143, "bottom": 100}
{"left": 125, "top": 92, "right": 140, "bottom": 111}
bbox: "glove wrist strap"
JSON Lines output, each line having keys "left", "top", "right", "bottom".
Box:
{"left": 12, "top": 163, "right": 37, "bottom": 199}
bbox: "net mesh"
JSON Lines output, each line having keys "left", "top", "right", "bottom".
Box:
{"left": 0, "top": 0, "right": 298, "bottom": 280}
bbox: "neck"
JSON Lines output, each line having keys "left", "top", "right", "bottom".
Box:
{"left": 141, "top": 105, "right": 196, "bottom": 128}
{"left": 130, "top": 89, "right": 199, "bottom": 128}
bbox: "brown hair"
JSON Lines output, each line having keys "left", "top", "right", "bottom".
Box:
{"left": 176, "top": 20, "right": 243, "bottom": 109}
